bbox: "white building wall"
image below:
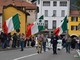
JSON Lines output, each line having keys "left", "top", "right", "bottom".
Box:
{"left": 37, "top": 0, "right": 70, "bottom": 29}
{"left": 25, "top": 0, "right": 32, "bottom": 3}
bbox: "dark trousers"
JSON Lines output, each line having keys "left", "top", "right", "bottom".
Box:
{"left": 53, "top": 44, "right": 57, "bottom": 54}
{"left": 6, "top": 40, "right": 10, "bottom": 47}
{"left": 43, "top": 42, "right": 46, "bottom": 52}
{"left": 66, "top": 42, "right": 71, "bottom": 53}
{"left": 20, "top": 41, "right": 24, "bottom": 51}
{"left": 17, "top": 40, "right": 20, "bottom": 47}
{"left": 12, "top": 40, "right": 16, "bottom": 48}
{"left": 2, "top": 42, "right": 6, "bottom": 49}
{"left": 24, "top": 40, "right": 27, "bottom": 47}
{"left": 79, "top": 43, "right": 80, "bottom": 50}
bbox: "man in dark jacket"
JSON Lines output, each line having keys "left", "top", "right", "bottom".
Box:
{"left": 51, "top": 33, "right": 58, "bottom": 54}
{"left": 12, "top": 33, "right": 17, "bottom": 48}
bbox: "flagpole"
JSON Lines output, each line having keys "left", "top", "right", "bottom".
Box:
{"left": 49, "top": 30, "right": 51, "bottom": 38}
{"left": 66, "top": 29, "right": 68, "bottom": 40}
{"left": 66, "top": 16, "right": 69, "bottom": 40}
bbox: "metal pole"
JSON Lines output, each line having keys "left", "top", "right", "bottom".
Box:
{"left": 49, "top": 30, "right": 51, "bottom": 38}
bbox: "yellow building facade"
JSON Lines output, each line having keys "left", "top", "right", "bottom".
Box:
{"left": 68, "top": 16, "right": 80, "bottom": 37}
{"left": 3, "top": 6, "right": 29, "bottom": 35}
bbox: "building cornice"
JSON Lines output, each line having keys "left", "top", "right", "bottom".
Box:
{"left": 3, "top": 4, "right": 30, "bottom": 16}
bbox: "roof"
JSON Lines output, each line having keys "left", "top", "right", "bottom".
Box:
{"left": 3, "top": 4, "right": 30, "bottom": 16}
{"left": 70, "top": 10, "right": 80, "bottom": 16}
{"left": 0, "top": 0, "right": 37, "bottom": 13}
{"left": 2, "top": 1, "right": 37, "bottom": 10}
{"left": 70, "top": 0, "right": 80, "bottom": 16}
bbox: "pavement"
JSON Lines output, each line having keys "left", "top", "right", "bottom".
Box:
{"left": 76, "top": 50, "right": 80, "bottom": 57}
{"left": 0, "top": 47, "right": 80, "bottom": 60}
{"left": 0, "top": 47, "right": 20, "bottom": 51}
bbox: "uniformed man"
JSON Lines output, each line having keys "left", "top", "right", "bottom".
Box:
{"left": 51, "top": 32, "right": 58, "bottom": 54}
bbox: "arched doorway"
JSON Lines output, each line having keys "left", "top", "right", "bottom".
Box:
{"left": 70, "top": 35, "right": 78, "bottom": 38}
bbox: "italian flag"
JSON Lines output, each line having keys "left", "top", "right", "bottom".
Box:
{"left": 54, "top": 16, "right": 68, "bottom": 36}
{"left": 3, "top": 14, "right": 20, "bottom": 34}
{"left": 26, "top": 15, "right": 44, "bottom": 37}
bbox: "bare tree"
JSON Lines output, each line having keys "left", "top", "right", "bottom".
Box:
{"left": 76, "top": 0, "right": 80, "bottom": 15}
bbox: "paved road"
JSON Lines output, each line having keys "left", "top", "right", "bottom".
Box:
{"left": 0, "top": 47, "right": 79, "bottom": 60}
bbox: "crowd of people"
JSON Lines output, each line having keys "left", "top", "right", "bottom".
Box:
{"left": 50, "top": 33, "right": 80, "bottom": 54}
{"left": 0, "top": 32, "right": 36, "bottom": 51}
{"left": 36, "top": 33, "right": 80, "bottom": 54}
{"left": 0, "top": 31, "right": 80, "bottom": 54}
{"left": 62, "top": 35, "right": 80, "bottom": 53}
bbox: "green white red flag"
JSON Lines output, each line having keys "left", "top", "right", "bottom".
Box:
{"left": 54, "top": 16, "right": 68, "bottom": 36}
{"left": 26, "top": 15, "right": 44, "bottom": 37}
{"left": 3, "top": 14, "right": 20, "bottom": 34}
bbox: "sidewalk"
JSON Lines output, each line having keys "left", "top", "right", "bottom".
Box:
{"left": 0, "top": 47, "right": 20, "bottom": 51}
{"left": 0, "top": 46, "right": 34, "bottom": 51}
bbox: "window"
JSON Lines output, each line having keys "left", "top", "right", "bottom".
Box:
{"left": 60, "top": 1, "right": 67, "bottom": 6}
{"left": 22, "top": 0, "right": 26, "bottom": 1}
{"left": 52, "top": 20, "right": 56, "bottom": 29}
{"left": 45, "top": 10, "right": 48, "bottom": 17}
{"left": 78, "top": 24, "right": 80, "bottom": 30}
{"left": 53, "top": 10, "right": 56, "bottom": 17}
{"left": 61, "top": 10, "right": 65, "bottom": 17}
{"left": 37, "top": 7, "right": 39, "bottom": 13}
{"left": 38, "top": 0, "right": 40, "bottom": 4}
{"left": 71, "top": 26, "right": 78, "bottom": 30}
{"left": 45, "top": 20, "right": 48, "bottom": 29}
{"left": 28, "top": 10, "right": 33, "bottom": 12}
{"left": 71, "top": 17, "right": 78, "bottom": 22}
{"left": 43, "top": 1, "right": 50, "bottom": 6}
{"left": 53, "top": 1, "right": 57, "bottom": 6}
